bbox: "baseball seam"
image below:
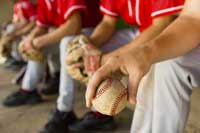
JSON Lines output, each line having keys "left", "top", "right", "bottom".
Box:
{"left": 95, "top": 78, "right": 113, "bottom": 99}
{"left": 110, "top": 88, "right": 127, "bottom": 116}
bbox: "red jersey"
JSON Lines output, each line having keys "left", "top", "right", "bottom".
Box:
{"left": 37, "top": 0, "right": 102, "bottom": 28}
{"left": 13, "top": 0, "right": 37, "bottom": 22}
{"left": 100, "top": 0, "right": 185, "bottom": 31}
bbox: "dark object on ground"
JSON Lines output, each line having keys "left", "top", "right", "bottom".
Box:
{"left": 40, "top": 109, "right": 77, "bottom": 133}
{"left": 3, "top": 89, "right": 42, "bottom": 107}
{"left": 68, "top": 111, "right": 116, "bottom": 132}
{"left": 40, "top": 72, "right": 60, "bottom": 95}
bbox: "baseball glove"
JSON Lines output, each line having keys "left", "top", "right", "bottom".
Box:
{"left": 18, "top": 40, "right": 44, "bottom": 61}
{"left": 65, "top": 35, "right": 101, "bottom": 84}
{"left": 0, "top": 35, "right": 12, "bottom": 57}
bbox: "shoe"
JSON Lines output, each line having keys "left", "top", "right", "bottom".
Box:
{"left": 68, "top": 111, "right": 116, "bottom": 132}
{"left": 40, "top": 109, "right": 77, "bottom": 133}
{"left": 3, "top": 89, "right": 42, "bottom": 107}
{"left": 41, "top": 72, "right": 60, "bottom": 95}
{"left": 4, "top": 57, "right": 26, "bottom": 71}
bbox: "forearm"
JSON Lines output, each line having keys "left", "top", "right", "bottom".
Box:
{"left": 90, "top": 21, "right": 116, "bottom": 48}
{"left": 108, "top": 16, "right": 175, "bottom": 57}
{"left": 4, "top": 21, "right": 27, "bottom": 37}
{"left": 35, "top": 20, "right": 81, "bottom": 47}
{"left": 90, "top": 15, "right": 117, "bottom": 48}
{"left": 148, "top": 15, "right": 200, "bottom": 63}
{"left": 14, "top": 21, "right": 35, "bottom": 36}
{"left": 26, "top": 26, "right": 47, "bottom": 39}
{"left": 13, "top": 21, "right": 27, "bottom": 30}
{"left": 34, "top": 12, "right": 82, "bottom": 48}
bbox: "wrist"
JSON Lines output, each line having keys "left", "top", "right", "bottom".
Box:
{"left": 142, "top": 41, "right": 158, "bottom": 64}
{"left": 32, "top": 38, "right": 42, "bottom": 50}
{"left": 101, "top": 53, "right": 110, "bottom": 65}
{"left": 89, "top": 37, "right": 102, "bottom": 48}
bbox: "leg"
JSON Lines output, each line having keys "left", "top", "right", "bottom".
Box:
{"left": 47, "top": 53, "right": 60, "bottom": 76}
{"left": 41, "top": 28, "right": 95, "bottom": 133}
{"left": 131, "top": 66, "right": 155, "bottom": 133}
{"left": 4, "top": 37, "right": 25, "bottom": 70}
{"left": 3, "top": 57, "right": 46, "bottom": 107}
{"left": 3, "top": 39, "right": 61, "bottom": 107}
{"left": 131, "top": 58, "right": 200, "bottom": 133}
{"left": 22, "top": 42, "right": 60, "bottom": 91}
{"left": 22, "top": 60, "right": 46, "bottom": 91}
{"left": 153, "top": 60, "right": 193, "bottom": 133}
{"left": 69, "top": 29, "right": 139, "bottom": 132}
{"left": 41, "top": 48, "right": 60, "bottom": 95}
{"left": 57, "top": 28, "right": 94, "bottom": 112}
{"left": 11, "top": 37, "right": 23, "bottom": 61}
{"left": 57, "top": 35, "right": 77, "bottom": 112}
{"left": 40, "top": 36, "right": 78, "bottom": 133}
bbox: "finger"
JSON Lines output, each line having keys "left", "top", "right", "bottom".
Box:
{"left": 85, "top": 63, "right": 113, "bottom": 108}
{"left": 128, "top": 71, "right": 143, "bottom": 104}
{"left": 71, "top": 62, "right": 84, "bottom": 68}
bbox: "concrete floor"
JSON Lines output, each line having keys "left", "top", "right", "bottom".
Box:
{"left": 1, "top": 1, "right": 200, "bottom": 133}
{"left": 0, "top": 67, "right": 200, "bottom": 133}
{"left": 0, "top": 67, "right": 133, "bottom": 133}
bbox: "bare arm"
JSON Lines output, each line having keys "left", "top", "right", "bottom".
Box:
{"left": 14, "top": 21, "right": 35, "bottom": 37}
{"left": 145, "top": 0, "right": 200, "bottom": 63}
{"left": 86, "top": 0, "right": 200, "bottom": 106}
{"left": 90, "top": 15, "right": 117, "bottom": 48}
{"left": 33, "top": 12, "right": 82, "bottom": 49}
{"left": 86, "top": 14, "right": 179, "bottom": 106}
{"left": 12, "top": 7, "right": 27, "bottom": 24}
{"left": 26, "top": 25, "right": 48, "bottom": 40}
{"left": 102, "top": 15, "right": 177, "bottom": 62}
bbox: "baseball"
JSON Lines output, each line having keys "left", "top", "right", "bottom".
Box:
{"left": 92, "top": 77, "right": 128, "bottom": 116}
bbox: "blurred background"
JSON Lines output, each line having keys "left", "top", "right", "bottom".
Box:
{"left": 0, "top": 1, "right": 133, "bottom": 133}
{"left": 0, "top": 0, "right": 200, "bottom": 133}
{"left": 0, "top": 1, "right": 13, "bottom": 25}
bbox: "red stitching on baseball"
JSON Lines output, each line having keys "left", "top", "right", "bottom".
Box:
{"left": 95, "top": 78, "right": 113, "bottom": 99}
{"left": 110, "top": 88, "right": 127, "bottom": 116}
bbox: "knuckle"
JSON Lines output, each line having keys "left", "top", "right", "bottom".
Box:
{"left": 135, "top": 65, "right": 146, "bottom": 76}
{"left": 93, "top": 71, "right": 102, "bottom": 81}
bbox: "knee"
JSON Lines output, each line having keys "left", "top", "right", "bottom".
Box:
{"left": 27, "top": 60, "right": 46, "bottom": 72}
{"left": 59, "top": 36, "right": 76, "bottom": 65}
{"left": 59, "top": 36, "right": 75, "bottom": 52}
{"left": 28, "top": 60, "right": 41, "bottom": 67}
{"left": 155, "top": 60, "right": 179, "bottom": 80}
{"left": 155, "top": 59, "right": 192, "bottom": 95}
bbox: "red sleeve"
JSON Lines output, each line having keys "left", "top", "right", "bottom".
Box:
{"left": 100, "top": 0, "right": 119, "bottom": 17}
{"left": 62, "top": 0, "right": 87, "bottom": 20}
{"left": 36, "top": 0, "right": 50, "bottom": 28}
{"left": 22, "top": 2, "right": 37, "bottom": 21}
{"left": 151, "top": 0, "right": 185, "bottom": 18}
{"left": 13, "top": 1, "right": 37, "bottom": 21}
{"left": 13, "top": 3, "right": 21, "bottom": 22}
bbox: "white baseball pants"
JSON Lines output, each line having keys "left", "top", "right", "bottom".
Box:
{"left": 131, "top": 46, "right": 200, "bottom": 133}
{"left": 57, "top": 28, "right": 139, "bottom": 112}
{"left": 11, "top": 37, "right": 23, "bottom": 61}
{"left": 21, "top": 43, "right": 60, "bottom": 91}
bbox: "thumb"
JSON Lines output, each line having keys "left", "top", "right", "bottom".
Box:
{"left": 128, "top": 71, "right": 143, "bottom": 104}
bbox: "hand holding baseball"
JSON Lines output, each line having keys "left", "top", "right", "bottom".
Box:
{"left": 91, "top": 76, "right": 128, "bottom": 116}
{"left": 86, "top": 45, "right": 152, "bottom": 107}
